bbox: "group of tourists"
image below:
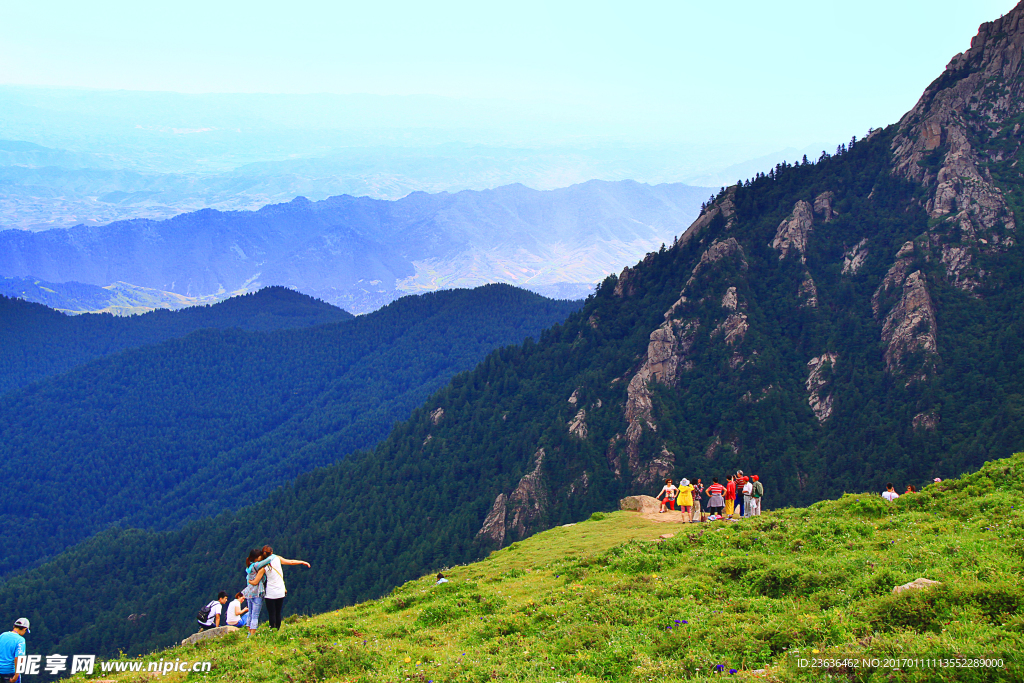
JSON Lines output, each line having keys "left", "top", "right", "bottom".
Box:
{"left": 882, "top": 478, "right": 941, "bottom": 502}
{"left": 655, "top": 470, "right": 764, "bottom": 521}
{"left": 197, "top": 545, "right": 310, "bottom": 635}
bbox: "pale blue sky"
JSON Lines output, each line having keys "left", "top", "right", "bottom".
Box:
{"left": 0, "top": 1, "right": 1015, "bottom": 147}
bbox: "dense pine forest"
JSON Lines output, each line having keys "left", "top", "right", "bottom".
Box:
{"left": 0, "top": 287, "right": 353, "bottom": 396}
{"left": 0, "top": 284, "right": 580, "bottom": 576}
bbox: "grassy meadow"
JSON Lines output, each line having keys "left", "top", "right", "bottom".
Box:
{"left": 80, "top": 453, "right": 1024, "bottom": 682}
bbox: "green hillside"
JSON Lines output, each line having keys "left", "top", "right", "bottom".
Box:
{"left": 75, "top": 452, "right": 1024, "bottom": 683}
{"left": 0, "top": 284, "right": 580, "bottom": 575}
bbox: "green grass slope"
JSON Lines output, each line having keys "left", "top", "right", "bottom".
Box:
{"left": 81, "top": 452, "right": 1024, "bottom": 683}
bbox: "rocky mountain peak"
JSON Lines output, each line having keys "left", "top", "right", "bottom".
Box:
{"left": 890, "top": 2, "right": 1022, "bottom": 291}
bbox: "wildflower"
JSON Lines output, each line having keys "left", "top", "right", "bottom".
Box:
{"left": 730, "top": 669, "right": 738, "bottom": 674}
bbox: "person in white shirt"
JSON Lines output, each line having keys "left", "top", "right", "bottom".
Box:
{"left": 741, "top": 479, "right": 754, "bottom": 517}
{"left": 436, "top": 573, "right": 449, "bottom": 585}
{"left": 882, "top": 483, "right": 900, "bottom": 502}
{"left": 226, "top": 593, "right": 248, "bottom": 628}
{"left": 260, "top": 545, "right": 311, "bottom": 630}
{"left": 197, "top": 592, "right": 228, "bottom": 631}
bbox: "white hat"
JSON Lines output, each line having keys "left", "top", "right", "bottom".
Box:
{"left": 13, "top": 617, "right": 29, "bottom": 633}
{"left": 681, "top": 478, "right": 690, "bottom": 486}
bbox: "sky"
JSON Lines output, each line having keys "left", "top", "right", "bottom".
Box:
{"left": 0, "top": 0, "right": 1016, "bottom": 148}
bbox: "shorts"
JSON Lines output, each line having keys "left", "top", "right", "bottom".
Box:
{"left": 679, "top": 505, "right": 692, "bottom": 514}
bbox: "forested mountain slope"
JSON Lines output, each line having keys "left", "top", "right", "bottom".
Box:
{"left": 0, "top": 287, "right": 353, "bottom": 396}
{"left": 7, "top": 2, "right": 1024, "bottom": 666}
{"left": 0, "top": 284, "right": 580, "bottom": 575}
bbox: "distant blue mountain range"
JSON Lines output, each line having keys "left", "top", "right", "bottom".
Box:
{"left": 0, "top": 180, "right": 709, "bottom": 313}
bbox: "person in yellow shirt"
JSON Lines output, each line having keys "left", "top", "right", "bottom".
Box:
{"left": 676, "top": 478, "right": 695, "bottom": 522}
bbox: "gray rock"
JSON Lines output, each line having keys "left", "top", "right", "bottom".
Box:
{"left": 893, "top": 578, "right": 941, "bottom": 594}
{"left": 619, "top": 495, "right": 662, "bottom": 514}
{"left": 181, "top": 625, "right": 238, "bottom": 646}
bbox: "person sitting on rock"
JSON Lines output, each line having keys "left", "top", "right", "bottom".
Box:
{"left": 656, "top": 478, "right": 679, "bottom": 513}
{"left": 197, "top": 592, "right": 228, "bottom": 631}
{"left": 676, "top": 479, "right": 695, "bottom": 521}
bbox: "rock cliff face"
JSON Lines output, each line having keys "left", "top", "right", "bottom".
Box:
{"left": 478, "top": 3, "right": 1024, "bottom": 547}
{"left": 476, "top": 448, "right": 549, "bottom": 547}
{"left": 890, "top": 5, "right": 1023, "bottom": 291}
{"left": 618, "top": 212, "right": 755, "bottom": 487}
{"left": 879, "top": 270, "right": 938, "bottom": 382}
{"left": 806, "top": 354, "right": 838, "bottom": 422}
{"left": 771, "top": 200, "right": 816, "bottom": 262}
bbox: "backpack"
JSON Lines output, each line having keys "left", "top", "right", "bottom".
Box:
{"left": 197, "top": 600, "right": 217, "bottom": 623}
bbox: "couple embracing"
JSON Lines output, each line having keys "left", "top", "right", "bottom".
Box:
{"left": 242, "top": 545, "right": 310, "bottom": 636}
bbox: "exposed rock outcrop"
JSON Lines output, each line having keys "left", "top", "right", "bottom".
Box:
{"left": 613, "top": 266, "right": 637, "bottom": 297}
{"left": 713, "top": 313, "right": 749, "bottom": 346}
{"left": 476, "top": 493, "right": 507, "bottom": 546}
{"left": 798, "top": 274, "right": 819, "bottom": 308}
{"left": 880, "top": 271, "right": 938, "bottom": 382}
{"left": 813, "top": 191, "right": 838, "bottom": 222}
{"left": 771, "top": 200, "right": 815, "bottom": 262}
{"left": 567, "top": 389, "right": 579, "bottom": 406}
{"left": 507, "top": 449, "right": 548, "bottom": 541}
{"left": 430, "top": 407, "right": 445, "bottom": 425}
{"left": 476, "top": 448, "right": 549, "bottom": 545}
{"left": 621, "top": 237, "right": 752, "bottom": 486}
{"left": 806, "top": 354, "right": 838, "bottom": 422}
{"left": 842, "top": 238, "right": 869, "bottom": 275}
{"left": 890, "top": 6, "right": 1022, "bottom": 290}
{"left": 568, "top": 471, "right": 590, "bottom": 497}
{"left": 567, "top": 408, "right": 588, "bottom": 439}
{"left": 912, "top": 411, "right": 939, "bottom": 431}
{"left": 704, "top": 435, "right": 722, "bottom": 460}
{"left": 676, "top": 186, "right": 738, "bottom": 246}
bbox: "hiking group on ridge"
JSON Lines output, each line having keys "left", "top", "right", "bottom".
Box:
{"left": 655, "top": 470, "right": 763, "bottom": 521}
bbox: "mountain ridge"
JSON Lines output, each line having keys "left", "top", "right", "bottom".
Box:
{"left": 0, "top": 284, "right": 581, "bottom": 575}
{"left": 0, "top": 286, "right": 352, "bottom": 396}
{"left": 0, "top": 180, "right": 709, "bottom": 313}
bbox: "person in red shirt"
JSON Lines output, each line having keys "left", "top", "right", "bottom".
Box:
{"left": 735, "top": 470, "right": 749, "bottom": 517}
{"left": 724, "top": 475, "right": 736, "bottom": 518}
{"left": 706, "top": 477, "right": 726, "bottom": 517}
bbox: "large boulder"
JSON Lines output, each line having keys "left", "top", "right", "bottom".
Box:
{"left": 181, "top": 625, "right": 238, "bottom": 646}
{"left": 619, "top": 495, "right": 661, "bottom": 514}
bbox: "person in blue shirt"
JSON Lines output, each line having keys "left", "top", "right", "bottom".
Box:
{"left": 0, "top": 618, "right": 29, "bottom": 683}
